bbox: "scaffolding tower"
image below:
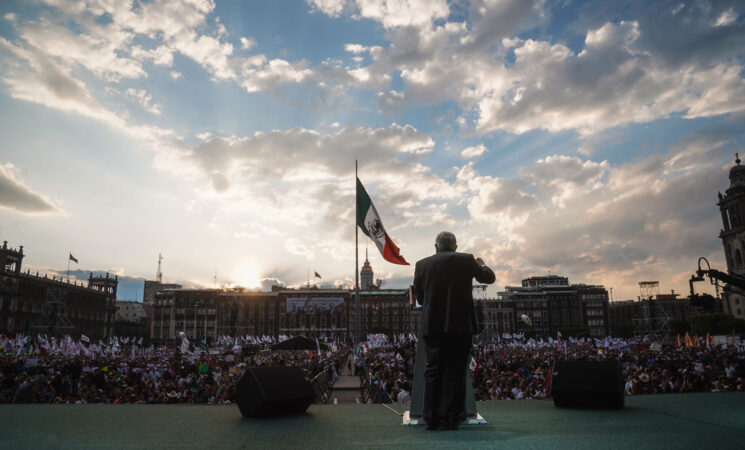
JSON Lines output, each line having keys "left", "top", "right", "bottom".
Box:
{"left": 30, "top": 287, "right": 76, "bottom": 338}
{"left": 639, "top": 281, "right": 660, "bottom": 299}
{"left": 473, "top": 285, "right": 497, "bottom": 341}
{"left": 215, "top": 294, "right": 250, "bottom": 340}
{"left": 633, "top": 281, "right": 673, "bottom": 343}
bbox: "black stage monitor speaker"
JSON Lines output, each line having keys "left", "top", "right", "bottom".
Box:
{"left": 551, "top": 359, "right": 624, "bottom": 409}
{"left": 237, "top": 366, "right": 315, "bottom": 417}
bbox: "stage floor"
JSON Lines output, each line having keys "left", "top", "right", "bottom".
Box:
{"left": 2, "top": 393, "right": 744, "bottom": 449}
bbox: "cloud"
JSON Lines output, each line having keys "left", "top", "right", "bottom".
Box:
{"left": 124, "top": 88, "right": 162, "bottom": 115}
{"left": 462, "top": 0, "right": 546, "bottom": 51}
{"left": 307, "top": 0, "right": 745, "bottom": 136}
{"left": 307, "top": 0, "right": 352, "bottom": 17}
{"left": 456, "top": 163, "right": 538, "bottom": 222}
{"left": 0, "top": 37, "right": 125, "bottom": 127}
{"left": 452, "top": 129, "right": 734, "bottom": 298}
{"left": 355, "top": 0, "right": 449, "bottom": 29}
{"left": 715, "top": 8, "right": 737, "bottom": 27}
{"left": 460, "top": 143, "right": 486, "bottom": 158}
{"left": 0, "top": 163, "right": 59, "bottom": 213}
{"left": 308, "top": 0, "right": 449, "bottom": 29}
{"left": 240, "top": 37, "right": 257, "bottom": 50}
{"left": 18, "top": 20, "right": 146, "bottom": 82}
{"left": 25, "top": 266, "right": 146, "bottom": 300}
{"left": 130, "top": 45, "right": 174, "bottom": 67}
{"left": 577, "top": 142, "right": 596, "bottom": 156}
{"left": 5, "top": 0, "right": 743, "bottom": 137}
{"left": 187, "top": 124, "right": 436, "bottom": 185}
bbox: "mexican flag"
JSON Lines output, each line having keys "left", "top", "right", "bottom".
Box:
{"left": 180, "top": 337, "right": 191, "bottom": 354}
{"left": 356, "top": 177, "right": 408, "bottom": 265}
{"left": 469, "top": 354, "right": 478, "bottom": 373}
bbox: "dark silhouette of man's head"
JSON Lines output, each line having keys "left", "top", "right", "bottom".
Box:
{"left": 435, "top": 231, "right": 457, "bottom": 253}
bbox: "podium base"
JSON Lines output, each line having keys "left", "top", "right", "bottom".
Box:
{"left": 402, "top": 411, "right": 487, "bottom": 426}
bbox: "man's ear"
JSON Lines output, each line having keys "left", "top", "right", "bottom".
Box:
{"left": 434, "top": 244, "right": 439, "bottom": 252}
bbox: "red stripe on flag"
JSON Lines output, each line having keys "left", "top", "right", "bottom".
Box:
{"left": 382, "top": 233, "right": 409, "bottom": 265}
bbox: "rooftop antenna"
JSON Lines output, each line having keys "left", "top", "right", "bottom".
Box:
{"left": 156, "top": 253, "right": 163, "bottom": 283}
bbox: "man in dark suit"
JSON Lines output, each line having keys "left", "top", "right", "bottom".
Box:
{"left": 413, "top": 231, "right": 495, "bottom": 430}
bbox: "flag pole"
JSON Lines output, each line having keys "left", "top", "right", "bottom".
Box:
{"left": 67, "top": 253, "right": 71, "bottom": 282}
{"left": 355, "top": 160, "right": 360, "bottom": 350}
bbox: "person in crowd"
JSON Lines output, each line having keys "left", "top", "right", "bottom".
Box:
{"left": 0, "top": 342, "right": 348, "bottom": 404}
{"left": 356, "top": 334, "right": 744, "bottom": 404}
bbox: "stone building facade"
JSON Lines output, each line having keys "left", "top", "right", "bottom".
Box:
{"left": 0, "top": 241, "right": 117, "bottom": 338}
{"left": 149, "top": 286, "right": 412, "bottom": 343}
{"left": 114, "top": 300, "right": 148, "bottom": 338}
{"left": 489, "top": 275, "right": 610, "bottom": 337}
{"left": 718, "top": 156, "right": 745, "bottom": 319}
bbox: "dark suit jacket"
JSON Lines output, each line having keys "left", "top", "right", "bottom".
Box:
{"left": 414, "top": 251, "right": 496, "bottom": 337}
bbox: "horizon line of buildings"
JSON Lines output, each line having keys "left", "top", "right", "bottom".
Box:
{"left": 0, "top": 238, "right": 722, "bottom": 343}
{"left": 1, "top": 157, "right": 743, "bottom": 341}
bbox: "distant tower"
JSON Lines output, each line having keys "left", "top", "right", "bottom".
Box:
{"left": 718, "top": 154, "right": 745, "bottom": 318}
{"left": 89, "top": 272, "right": 118, "bottom": 298}
{"left": 639, "top": 281, "right": 660, "bottom": 299}
{"left": 0, "top": 241, "right": 23, "bottom": 274}
{"left": 156, "top": 253, "right": 163, "bottom": 283}
{"left": 361, "top": 247, "right": 374, "bottom": 289}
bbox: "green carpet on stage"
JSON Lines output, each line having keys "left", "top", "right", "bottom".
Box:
{"left": 1, "top": 392, "right": 744, "bottom": 449}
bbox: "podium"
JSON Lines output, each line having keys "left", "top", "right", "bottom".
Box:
{"left": 402, "top": 334, "right": 486, "bottom": 425}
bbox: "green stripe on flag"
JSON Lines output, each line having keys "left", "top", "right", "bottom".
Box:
{"left": 356, "top": 177, "right": 372, "bottom": 237}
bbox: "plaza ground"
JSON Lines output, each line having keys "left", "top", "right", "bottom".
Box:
{"left": 1, "top": 392, "right": 744, "bottom": 449}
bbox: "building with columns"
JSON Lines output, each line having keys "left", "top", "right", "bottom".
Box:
{"left": 489, "top": 275, "right": 610, "bottom": 337}
{"left": 0, "top": 241, "right": 117, "bottom": 338}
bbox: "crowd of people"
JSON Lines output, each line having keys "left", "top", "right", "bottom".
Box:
{"left": 0, "top": 337, "right": 348, "bottom": 404}
{"left": 2, "top": 333, "right": 744, "bottom": 405}
{"left": 357, "top": 335, "right": 745, "bottom": 404}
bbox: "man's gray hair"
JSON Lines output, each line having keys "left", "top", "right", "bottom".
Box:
{"left": 435, "top": 231, "right": 457, "bottom": 252}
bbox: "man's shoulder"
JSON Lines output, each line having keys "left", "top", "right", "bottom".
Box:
{"left": 415, "top": 254, "right": 436, "bottom": 267}
{"left": 451, "top": 252, "right": 475, "bottom": 260}
{"left": 416, "top": 252, "right": 475, "bottom": 272}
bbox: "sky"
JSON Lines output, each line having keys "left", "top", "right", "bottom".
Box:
{"left": 0, "top": 0, "right": 742, "bottom": 302}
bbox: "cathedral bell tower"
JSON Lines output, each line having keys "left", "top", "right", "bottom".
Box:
{"left": 718, "top": 154, "right": 745, "bottom": 317}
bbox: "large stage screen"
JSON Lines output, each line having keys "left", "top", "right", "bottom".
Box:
{"left": 286, "top": 297, "right": 344, "bottom": 314}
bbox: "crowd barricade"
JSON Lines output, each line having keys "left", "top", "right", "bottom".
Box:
{"left": 311, "top": 369, "right": 331, "bottom": 404}
{"left": 359, "top": 370, "right": 394, "bottom": 404}
{"left": 359, "top": 370, "right": 372, "bottom": 402}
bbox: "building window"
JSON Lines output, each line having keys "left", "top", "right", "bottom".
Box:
{"left": 737, "top": 249, "right": 743, "bottom": 267}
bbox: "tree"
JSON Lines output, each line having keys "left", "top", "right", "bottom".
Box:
{"left": 690, "top": 313, "right": 745, "bottom": 335}
{"left": 689, "top": 294, "right": 718, "bottom": 314}
{"left": 612, "top": 324, "right": 634, "bottom": 338}
{"left": 669, "top": 319, "right": 690, "bottom": 335}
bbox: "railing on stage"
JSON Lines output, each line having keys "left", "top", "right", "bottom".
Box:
{"left": 359, "top": 369, "right": 396, "bottom": 404}
{"left": 311, "top": 368, "right": 336, "bottom": 404}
